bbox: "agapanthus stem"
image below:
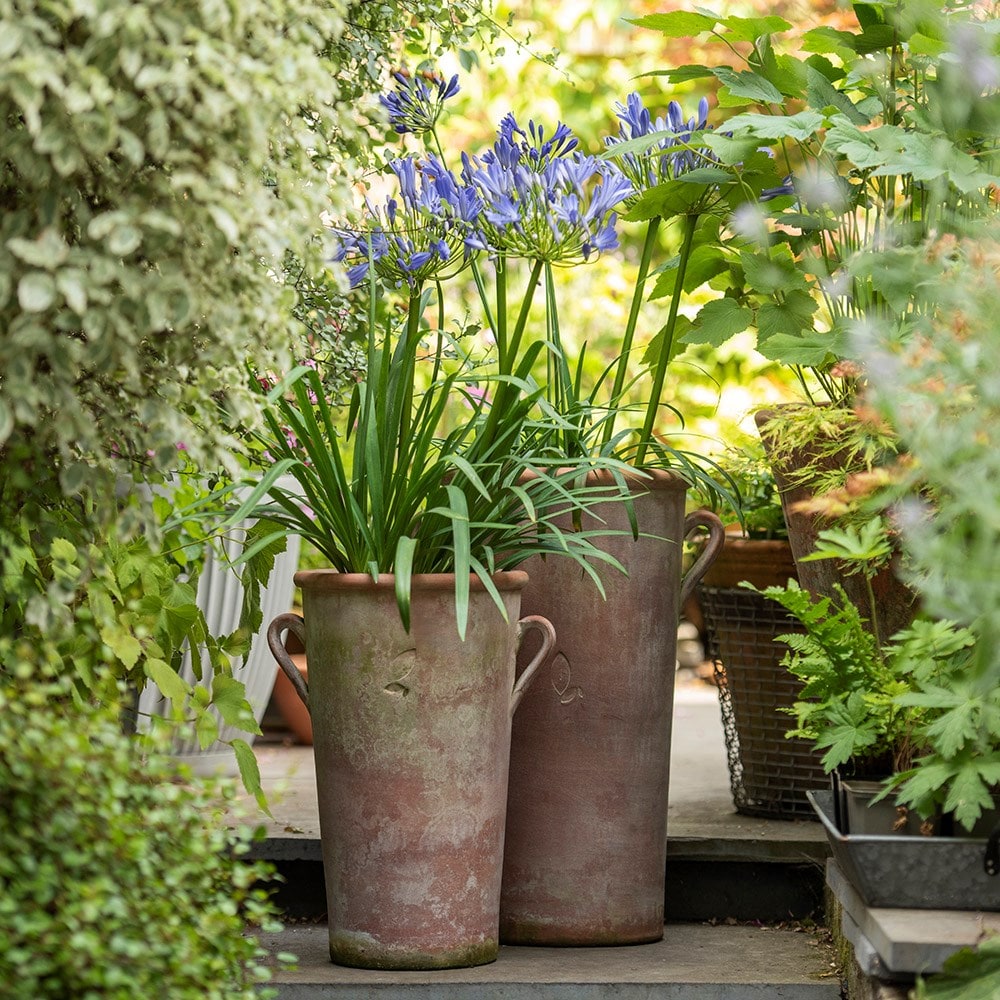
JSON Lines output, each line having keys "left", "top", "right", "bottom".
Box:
{"left": 544, "top": 262, "right": 573, "bottom": 456}
{"left": 431, "top": 127, "right": 497, "bottom": 336}
{"left": 479, "top": 257, "right": 544, "bottom": 453}
{"left": 397, "top": 288, "right": 423, "bottom": 468}
{"left": 635, "top": 213, "right": 698, "bottom": 467}
{"left": 495, "top": 260, "right": 509, "bottom": 372}
{"left": 601, "top": 216, "right": 661, "bottom": 449}
{"left": 505, "top": 258, "right": 545, "bottom": 375}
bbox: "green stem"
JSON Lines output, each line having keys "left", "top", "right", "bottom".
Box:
{"left": 431, "top": 280, "right": 446, "bottom": 385}
{"left": 397, "top": 289, "right": 423, "bottom": 469}
{"left": 544, "top": 262, "right": 576, "bottom": 456}
{"left": 505, "top": 258, "right": 545, "bottom": 375}
{"left": 495, "top": 259, "right": 508, "bottom": 372}
{"left": 433, "top": 127, "right": 497, "bottom": 336}
{"left": 635, "top": 213, "right": 699, "bottom": 467}
{"left": 601, "top": 216, "right": 661, "bottom": 450}
{"left": 478, "top": 257, "right": 544, "bottom": 453}
{"left": 865, "top": 572, "right": 883, "bottom": 659}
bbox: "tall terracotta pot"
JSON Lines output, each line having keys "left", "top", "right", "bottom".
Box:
{"left": 755, "top": 407, "right": 917, "bottom": 643}
{"left": 499, "top": 471, "right": 725, "bottom": 945}
{"left": 267, "top": 570, "right": 555, "bottom": 970}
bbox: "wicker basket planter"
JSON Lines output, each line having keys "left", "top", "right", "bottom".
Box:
{"left": 697, "top": 535, "right": 826, "bottom": 820}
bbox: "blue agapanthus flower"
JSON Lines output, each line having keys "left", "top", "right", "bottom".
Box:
{"left": 333, "top": 155, "right": 482, "bottom": 289}
{"left": 760, "top": 175, "right": 795, "bottom": 201}
{"left": 462, "top": 115, "right": 633, "bottom": 264}
{"left": 604, "top": 92, "right": 712, "bottom": 195}
{"left": 485, "top": 114, "right": 580, "bottom": 170}
{"left": 379, "top": 69, "right": 460, "bottom": 136}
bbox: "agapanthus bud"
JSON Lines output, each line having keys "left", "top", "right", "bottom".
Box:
{"left": 379, "top": 68, "right": 461, "bottom": 136}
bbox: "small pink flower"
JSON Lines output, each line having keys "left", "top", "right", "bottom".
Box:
{"left": 463, "top": 384, "right": 490, "bottom": 409}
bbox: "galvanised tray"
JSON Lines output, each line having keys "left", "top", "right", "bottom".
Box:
{"left": 807, "top": 789, "right": 1000, "bottom": 911}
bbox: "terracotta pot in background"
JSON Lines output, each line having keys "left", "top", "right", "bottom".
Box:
{"left": 499, "top": 471, "right": 724, "bottom": 946}
{"left": 755, "top": 408, "right": 917, "bottom": 644}
{"left": 271, "top": 628, "right": 312, "bottom": 745}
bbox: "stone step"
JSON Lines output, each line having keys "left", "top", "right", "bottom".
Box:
{"left": 242, "top": 690, "right": 831, "bottom": 925}
{"left": 263, "top": 856, "right": 828, "bottom": 926}
{"left": 262, "top": 922, "right": 841, "bottom": 1000}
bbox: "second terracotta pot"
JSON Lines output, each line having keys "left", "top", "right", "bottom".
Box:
{"left": 500, "top": 471, "right": 724, "bottom": 945}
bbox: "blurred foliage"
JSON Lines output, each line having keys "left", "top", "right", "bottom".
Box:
{"left": 0, "top": 0, "right": 499, "bottom": 752}
{"left": 0, "top": 673, "right": 285, "bottom": 999}
{"left": 378, "top": 0, "right": 817, "bottom": 464}
{"left": 695, "top": 435, "right": 787, "bottom": 538}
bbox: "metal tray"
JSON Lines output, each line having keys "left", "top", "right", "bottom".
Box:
{"left": 807, "top": 789, "right": 1000, "bottom": 911}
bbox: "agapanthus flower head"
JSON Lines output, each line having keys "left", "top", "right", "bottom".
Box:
{"left": 485, "top": 113, "right": 580, "bottom": 171}
{"left": 332, "top": 154, "right": 482, "bottom": 290}
{"left": 462, "top": 121, "right": 633, "bottom": 264}
{"left": 605, "top": 92, "right": 714, "bottom": 196}
{"left": 379, "top": 68, "right": 460, "bottom": 136}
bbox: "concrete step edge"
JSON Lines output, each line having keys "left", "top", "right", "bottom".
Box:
{"left": 261, "top": 922, "right": 841, "bottom": 999}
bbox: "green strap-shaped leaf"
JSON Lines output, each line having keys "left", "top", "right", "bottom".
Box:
{"left": 393, "top": 536, "right": 417, "bottom": 633}
{"left": 444, "top": 484, "right": 471, "bottom": 641}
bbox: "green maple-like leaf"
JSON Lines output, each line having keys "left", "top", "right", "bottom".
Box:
{"left": 626, "top": 11, "right": 717, "bottom": 36}
{"left": 212, "top": 674, "right": 260, "bottom": 734}
{"left": 914, "top": 935, "right": 1000, "bottom": 1000}
{"left": 712, "top": 66, "right": 783, "bottom": 105}
{"left": 682, "top": 298, "right": 753, "bottom": 347}
{"left": 942, "top": 759, "right": 996, "bottom": 831}
{"left": 719, "top": 110, "right": 826, "bottom": 142}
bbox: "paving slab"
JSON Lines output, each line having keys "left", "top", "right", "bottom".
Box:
{"left": 262, "top": 921, "right": 841, "bottom": 1000}
{"left": 827, "top": 859, "right": 1000, "bottom": 975}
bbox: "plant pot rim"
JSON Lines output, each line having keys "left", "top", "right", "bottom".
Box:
{"left": 716, "top": 532, "right": 792, "bottom": 548}
{"left": 521, "top": 467, "right": 687, "bottom": 491}
{"left": 294, "top": 569, "right": 530, "bottom": 593}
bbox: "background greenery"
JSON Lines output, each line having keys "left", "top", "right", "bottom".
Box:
{"left": 0, "top": 677, "right": 284, "bottom": 1000}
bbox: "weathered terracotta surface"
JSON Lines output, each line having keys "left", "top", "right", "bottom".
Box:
{"left": 500, "top": 472, "right": 724, "bottom": 945}
{"left": 268, "top": 572, "right": 553, "bottom": 970}
{"left": 754, "top": 408, "right": 918, "bottom": 644}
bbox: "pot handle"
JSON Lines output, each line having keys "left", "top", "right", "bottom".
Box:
{"left": 510, "top": 614, "right": 557, "bottom": 718}
{"left": 267, "top": 612, "right": 309, "bottom": 713}
{"left": 678, "top": 509, "right": 725, "bottom": 608}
